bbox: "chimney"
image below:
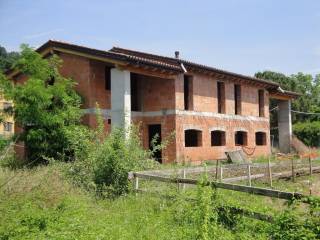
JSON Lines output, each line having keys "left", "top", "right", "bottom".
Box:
{"left": 175, "top": 51, "right": 180, "bottom": 59}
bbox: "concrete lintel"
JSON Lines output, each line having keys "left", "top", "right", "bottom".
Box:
{"left": 234, "top": 128, "right": 248, "bottom": 132}
{"left": 183, "top": 125, "right": 203, "bottom": 131}
{"left": 209, "top": 127, "right": 226, "bottom": 132}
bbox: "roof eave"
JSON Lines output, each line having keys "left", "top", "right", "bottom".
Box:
{"left": 269, "top": 89, "right": 301, "bottom": 100}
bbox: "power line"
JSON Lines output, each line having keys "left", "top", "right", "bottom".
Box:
{"left": 269, "top": 106, "right": 278, "bottom": 112}
{"left": 291, "top": 110, "right": 320, "bottom": 116}
{"left": 270, "top": 106, "right": 320, "bottom": 116}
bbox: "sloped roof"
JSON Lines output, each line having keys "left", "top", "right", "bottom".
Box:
{"left": 110, "top": 46, "right": 280, "bottom": 88}
{"left": 36, "top": 40, "right": 279, "bottom": 88}
{"left": 9, "top": 40, "right": 300, "bottom": 95}
{"left": 37, "top": 40, "right": 182, "bottom": 72}
{"left": 269, "top": 89, "right": 301, "bottom": 99}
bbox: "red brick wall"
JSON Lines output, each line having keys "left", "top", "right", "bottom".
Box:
{"left": 12, "top": 51, "right": 271, "bottom": 164}
{"left": 175, "top": 115, "right": 270, "bottom": 164}
{"left": 174, "top": 72, "right": 270, "bottom": 117}
{"left": 59, "top": 53, "right": 91, "bottom": 108}
{"left": 192, "top": 73, "right": 217, "bottom": 112}
{"left": 132, "top": 115, "right": 176, "bottom": 163}
{"left": 137, "top": 74, "right": 175, "bottom": 111}
{"left": 58, "top": 56, "right": 271, "bottom": 163}
{"left": 172, "top": 72, "right": 271, "bottom": 163}
{"left": 89, "top": 60, "right": 111, "bottom": 109}
{"left": 59, "top": 53, "right": 112, "bottom": 128}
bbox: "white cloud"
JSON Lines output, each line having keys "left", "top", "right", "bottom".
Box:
{"left": 23, "top": 28, "right": 63, "bottom": 39}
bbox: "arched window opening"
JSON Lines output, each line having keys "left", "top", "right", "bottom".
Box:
{"left": 185, "top": 129, "right": 202, "bottom": 147}
{"left": 211, "top": 130, "right": 226, "bottom": 146}
{"left": 255, "top": 132, "right": 266, "bottom": 146}
{"left": 235, "top": 131, "right": 247, "bottom": 146}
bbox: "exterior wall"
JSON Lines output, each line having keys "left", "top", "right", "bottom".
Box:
{"left": 173, "top": 72, "right": 271, "bottom": 163}
{"left": 181, "top": 72, "right": 269, "bottom": 118}
{"left": 11, "top": 51, "right": 272, "bottom": 164}
{"left": 138, "top": 74, "right": 175, "bottom": 111}
{"left": 59, "top": 53, "right": 92, "bottom": 108}
{"left": 59, "top": 53, "right": 111, "bottom": 128}
{"left": 175, "top": 114, "right": 270, "bottom": 164}
{"left": 59, "top": 53, "right": 177, "bottom": 162}
{"left": 192, "top": 74, "right": 217, "bottom": 112}
{"left": 132, "top": 115, "right": 176, "bottom": 163}
{"left": 89, "top": 60, "right": 111, "bottom": 109}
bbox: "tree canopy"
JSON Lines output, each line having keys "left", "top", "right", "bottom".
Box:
{"left": 0, "top": 45, "right": 83, "bottom": 163}
{"left": 0, "top": 45, "right": 20, "bottom": 73}
{"left": 255, "top": 71, "right": 320, "bottom": 123}
{"left": 255, "top": 71, "right": 320, "bottom": 146}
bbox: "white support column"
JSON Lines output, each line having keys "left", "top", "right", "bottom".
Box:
{"left": 278, "top": 100, "right": 292, "bottom": 153}
{"left": 111, "top": 68, "right": 131, "bottom": 134}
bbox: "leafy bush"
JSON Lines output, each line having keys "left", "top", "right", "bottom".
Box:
{"left": 293, "top": 121, "right": 320, "bottom": 147}
{"left": 268, "top": 210, "right": 316, "bottom": 240}
{"left": 0, "top": 136, "right": 9, "bottom": 152}
{"left": 169, "top": 173, "right": 222, "bottom": 240}
{"left": 92, "top": 127, "right": 157, "bottom": 197}
{"left": 0, "top": 45, "right": 82, "bottom": 164}
{"left": 66, "top": 109, "right": 159, "bottom": 197}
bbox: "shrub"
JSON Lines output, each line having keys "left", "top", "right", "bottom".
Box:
{"left": 0, "top": 136, "right": 9, "bottom": 152}
{"left": 0, "top": 45, "right": 82, "bottom": 164}
{"left": 65, "top": 109, "right": 160, "bottom": 197}
{"left": 293, "top": 121, "right": 320, "bottom": 147}
{"left": 268, "top": 210, "right": 316, "bottom": 240}
{"left": 92, "top": 127, "right": 157, "bottom": 197}
{"left": 169, "top": 172, "right": 221, "bottom": 240}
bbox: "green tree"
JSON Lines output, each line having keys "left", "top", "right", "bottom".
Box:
{"left": 0, "top": 45, "right": 20, "bottom": 72}
{"left": 255, "top": 71, "right": 320, "bottom": 123}
{"left": 0, "top": 45, "right": 82, "bottom": 164}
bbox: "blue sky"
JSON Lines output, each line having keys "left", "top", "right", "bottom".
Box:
{"left": 1, "top": 0, "right": 320, "bottom": 76}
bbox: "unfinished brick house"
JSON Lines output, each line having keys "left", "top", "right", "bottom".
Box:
{"left": 8, "top": 40, "right": 299, "bottom": 164}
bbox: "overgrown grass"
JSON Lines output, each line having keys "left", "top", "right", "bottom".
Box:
{"left": 1, "top": 161, "right": 320, "bottom": 239}
{"left": 0, "top": 163, "right": 272, "bottom": 240}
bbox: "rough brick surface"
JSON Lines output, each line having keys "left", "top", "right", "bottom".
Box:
{"left": 132, "top": 115, "right": 176, "bottom": 163}
{"left": 135, "top": 74, "right": 175, "bottom": 111}
{"left": 12, "top": 51, "right": 272, "bottom": 164}
{"left": 175, "top": 115, "right": 270, "bottom": 164}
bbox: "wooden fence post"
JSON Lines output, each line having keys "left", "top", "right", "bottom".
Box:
{"left": 267, "top": 156, "right": 273, "bottom": 188}
{"left": 309, "top": 156, "right": 312, "bottom": 176}
{"left": 247, "top": 164, "right": 252, "bottom": 187}
{"left": 215, "top": 160, "right": 219, "bottom": 180}
{"left": 182, "top": 168, "right": 186, "bottom": 191}
{"left": 134, "top": 176, "right": 139, "bottom": 193}
{"left": 291, "top": 158, "right": 295, "bottom": 182}
{"left": 219, "top": 165, "right": 223, "bottom": 182}
{"left": 309, "top": 180, "right": 313, "bottom": 196}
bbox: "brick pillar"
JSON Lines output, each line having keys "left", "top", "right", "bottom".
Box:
{"left": 111, "top": 68, "right": 131, "bottom": 135}
{"left": 174, "top": 74, "right": 184, "bottom": 110}
{"left": 278, "top": 100, "right": 292, "bottom": 153}
{"left": 174, "top": 74, "right": 184, "bottom": 162}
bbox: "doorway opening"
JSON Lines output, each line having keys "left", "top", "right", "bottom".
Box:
{"left": 148, "top": 124, "right": 162, "bottom": 163}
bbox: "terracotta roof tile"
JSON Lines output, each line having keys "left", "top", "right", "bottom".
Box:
{"left": 110, "top": 46, "right": 279, "bottom": 87}
{"left": 9, "top": 40, "right": 280, "bottom": 88}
